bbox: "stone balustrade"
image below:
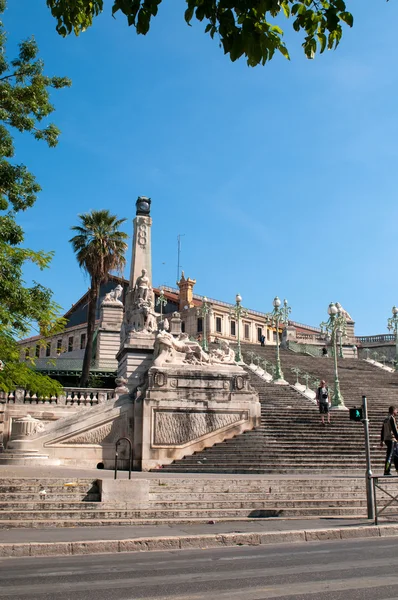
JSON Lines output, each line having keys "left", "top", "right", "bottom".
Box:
{"left": 355, "top": 334, "right": 395, "bottom": 345}
{"left": 296, "top": 333, "right": 325, "bottom": 344}
{"left": 0, "top": 387, "right": 114, "bottom": 406}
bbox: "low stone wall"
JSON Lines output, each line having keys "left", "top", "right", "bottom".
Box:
{"left": 0, "top": 388, "right": 114, "bottom": 451}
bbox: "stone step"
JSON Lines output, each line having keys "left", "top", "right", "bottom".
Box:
{"left": 0, "top": 501, "right": 103, "bottom": 510}
{"left": 150, "top": 492, "right": 368, "bottom": 501}
{"left": 181, "top": 462, "right": 382, "bottom": 469}
{"left": 0, "top": 514, "right": 368, "bottom": 529}
{"left": 0, "top": 499, "right": 371, "bottom": 512}
{"left": 193, "top": 447, "right": 379, "bottom": 454}
{"left": 150, "top": 486, "right": 367, "bottom": 496}
{"left": 0, "top": 479, "right": 98, "bottom": 487}
{"left": 149, "top": 484, "right": 367, "bottom": 493}
{"left": 149, "top": 483, "right": 367, "bottom": 493}
{"left": 0, "top": 493, "right": 100, "bottom": 502}
{"left": 0, "top": 506, "right": 370, "bottom": 521}
{"left": 158, "top": 468, "right": 370, "bottom": 474}
{"left": 148, "top": 499, "right": 369, "bottom": 509}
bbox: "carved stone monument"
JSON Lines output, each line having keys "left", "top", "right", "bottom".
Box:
{"left": 117, "top": 197, "right": 157, "bottom": 390}
{"left": 132, "top": 334, "right": 261, "bottom": 470}
{"left": 0, "top": 196, "right": 260, "bottom": 471}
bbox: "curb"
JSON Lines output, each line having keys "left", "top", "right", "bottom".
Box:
{"left": 1, "top": 525, "right": 398, "bottom": 558}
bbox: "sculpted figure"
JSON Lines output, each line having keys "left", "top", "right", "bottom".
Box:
{"left": 178, "top": 333, "right": 210, "bottom": 364}
{"left": 134, "top": 269, "right": 150, "bottom": 302}
{"left": 153, "top": 330, "right": 210, "bottom": 367}
{"left": 210, "top": 340, "right": 236, "bottom": 364}
{"left": 335, "top": 302, "right": 353, "bottom": 321}
{"left": 102, "top": 284, "right": 123, "bottom": 305}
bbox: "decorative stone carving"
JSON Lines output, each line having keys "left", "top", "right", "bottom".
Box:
{"left": 153, "top": 330, "right": 210, "bottom": 367}
{"left": 209, "top": 340, "right": 236, "bottom": 364}
{"left": 114, "top": 377, "right": 129, "bottom": 396}
{"left": 11, "top": 414, "right": 46, "bottom": 438}
{"left": 234, "top": 375, "right": 245, "bottom": 390}
{"left": 102, "top": 284, "right": 123, "bottom": 306}
{"left": 134, "top": 269, "right": 150, "bottom": 303}
{"left": 169, "top": 312, "right": 182, "bottom": 336}
{"left": 153, "top": 410, "right": 246, "bottom": 446}
{"left": 58, "top": 419, "right": 125, "bottom": 446}
{"left": 123, "top": 268, "right": 157, "bottom": 337}
{"left": 335, "top": 302, "right": 353, "bottom": 321}
{"left": 137, "top": 219, "right": 147, "bottom": 249}
{"left": 154, "top": 372, "right": 166, "bottom": 387}
{"left": 152, "top": 331, "right": 237, "bottom": 368}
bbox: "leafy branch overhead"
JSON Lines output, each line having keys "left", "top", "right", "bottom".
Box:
{"left": 46, "top": 0, "right": 355, "bottom": 66}
{"left": 0, "top": 0, "right": 71, "bottom": 338}
{"left": 0, "top": 0, "right": 69, "bottom": 394}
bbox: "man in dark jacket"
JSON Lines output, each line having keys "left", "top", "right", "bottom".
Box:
{"left": 380, "top": 405, "right": 398, "bottom": 476}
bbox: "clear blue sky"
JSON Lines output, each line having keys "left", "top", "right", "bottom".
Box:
{"left": 6, "top": 0, "right": 398, "bottom": 335}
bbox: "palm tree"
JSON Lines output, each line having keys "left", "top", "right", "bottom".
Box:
{"left": 69, "top": 210, "right": 128, "bottom": 387}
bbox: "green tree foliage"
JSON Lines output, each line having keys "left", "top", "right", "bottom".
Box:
{"left": 46, "top": 0, "right": 355, "bottom": 66}
{"left": 0, "top": 334, "right": 63, "bottom": 394}
{"left": 0, "top": 0, "right": 70, "bottom": 394}
{"left": 69, "top": 210, "right": 128, "bottom": 387}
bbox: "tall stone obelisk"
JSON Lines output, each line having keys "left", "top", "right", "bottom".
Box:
{"left": 117, "top": 197, "right": 157, "bottom": 390}
{"left": 129, "top": 196, "right": 152, "bottom": 287}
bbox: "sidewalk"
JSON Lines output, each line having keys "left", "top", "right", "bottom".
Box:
{"left": 1, "top": 517, "right": 398, "bottom": 559}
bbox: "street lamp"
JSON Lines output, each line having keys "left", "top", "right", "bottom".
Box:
{"left": 387, "top": 305, "right": 398, "bottom": 371}
{"left": 320, "top": 302, "right": 347, "bottom": 409}
{"left": 197, "top": 296, "right": 212, "bottom": 352}
{"left": 230, "top": 293, "right": 247, "bottom": 363}
{"left": 265, "top": 297, "right": 291, "bottom": 382}
{"left": 156, "top": 288, "right": 168, "bottom": 321}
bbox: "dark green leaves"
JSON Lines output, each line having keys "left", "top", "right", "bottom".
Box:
{"left": 0, "top": 1, "right": 70, "bottom": 342}
{"left": 46, "top": 0, "right": 104, "bottom": 36}
{"left": 46, "top": 0, "right": 355, "bottom": 67}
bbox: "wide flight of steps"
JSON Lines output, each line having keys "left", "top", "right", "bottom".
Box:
{"left": 0, "top": 476, "right": 384, "bottom": 527}
{"left": 159, "top": 346, "right": 395, "bottom": 474}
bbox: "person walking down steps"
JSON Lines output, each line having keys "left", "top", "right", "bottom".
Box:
{"left": 380, "top": 405, "right": 398, "bottom": 476}
{"left": 316, "top": 380, "right": 331, "bottom": 426}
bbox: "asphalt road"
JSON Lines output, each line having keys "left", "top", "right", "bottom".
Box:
{"left": 1, "top": 538, "right": 398, "bottom": 600}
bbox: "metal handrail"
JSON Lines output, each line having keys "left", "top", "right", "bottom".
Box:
{"left": 114, "top": 437, "right": 133, "bottom": 480}
{"left": 371, "top": 475, "right": 398, "bottom": 525}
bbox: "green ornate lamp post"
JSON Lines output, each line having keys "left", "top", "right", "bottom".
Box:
{"left": 197, "top": 296, "right": 212, "bottom": 352}
{"left": 387, "top": 305, "right": 398, "bottom": 371}
{"left": 265, "top": 297, "right": 291, "bottom": 382}
{"left": 230, "top": 293, "right": 247, "bottom": 363}
{"left": 320, "top": 302, "right": 347, "bottom": 409}
{"left": 156, "top": 288, "right": 168, "bottom": 321}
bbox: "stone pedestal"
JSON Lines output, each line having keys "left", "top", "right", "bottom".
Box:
{"left": 117, "top": 336, "right": 155, "bottom": 392}
{"left": 281, "top": 325, "right": 296, "bottom": 349}
{"left": 169, "top": 312, "right": 182, "bottom": 337}
{"left": 345, "top": 320, "right": 355, "bottom": 344}
{"left": 96, "top": 301, "right": 124, "bottom": 369}
{"left": 132, "top": 363, "right": 261, "bottom": 471}
{"left": 0, "top": 415, "right": 52, "bottom": 464}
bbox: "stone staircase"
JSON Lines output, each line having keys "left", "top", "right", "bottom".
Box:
{"left": 1, "top": 349, "right": 397, "bottom": 527}
{"left": 158, "top": 345, "right": 395, "bottom": 474}
{"left": 0, "top": 476, "right": 387, "bottom": 527}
